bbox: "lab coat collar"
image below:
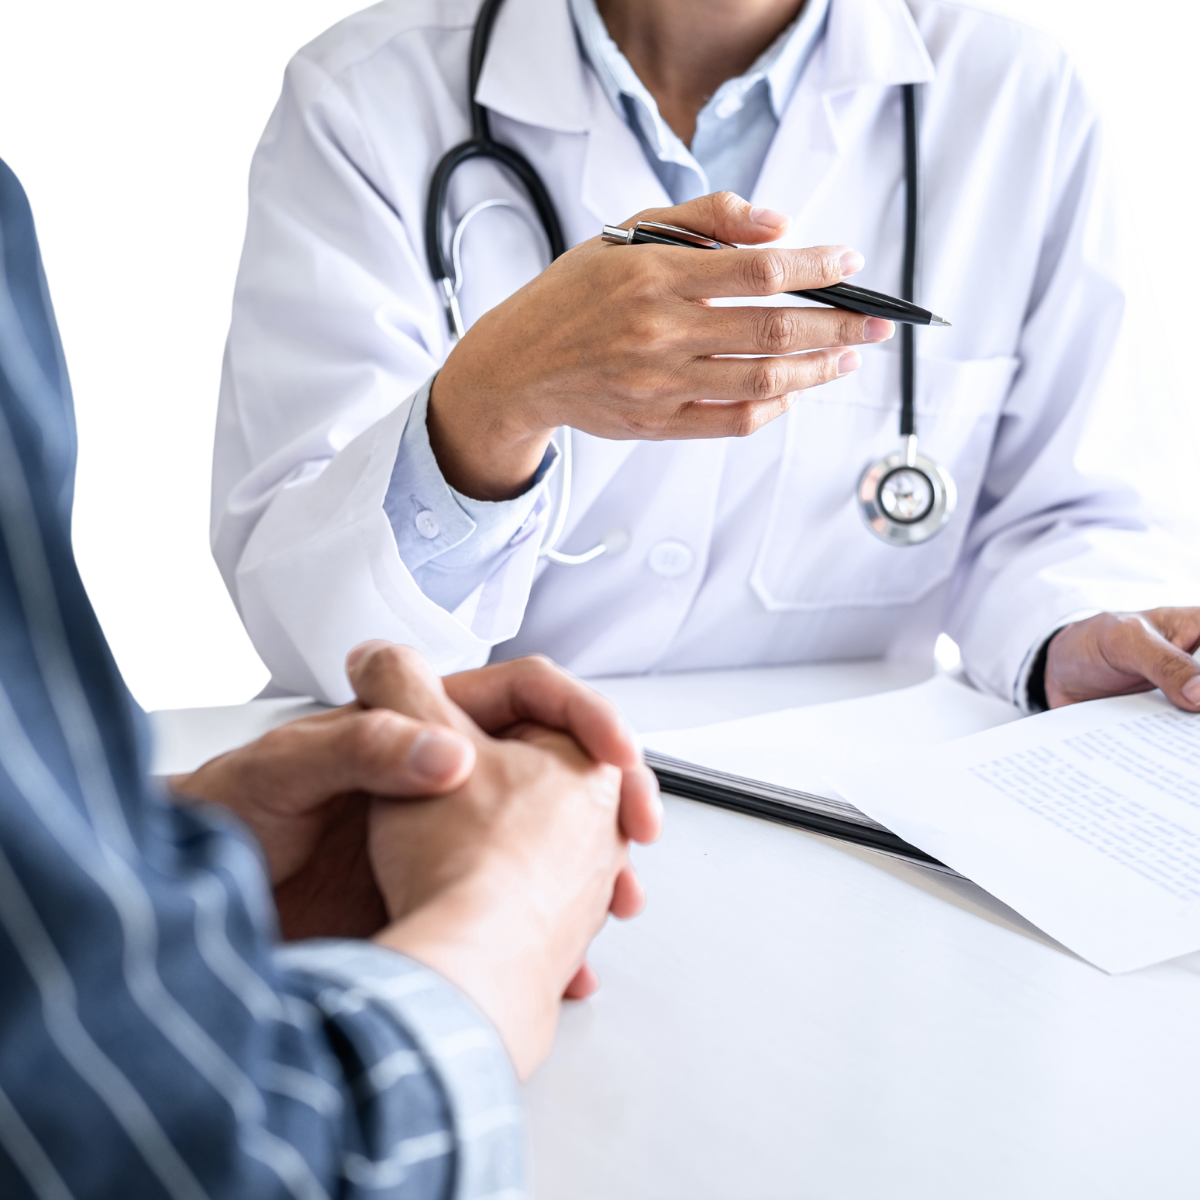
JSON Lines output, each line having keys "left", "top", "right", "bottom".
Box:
{"left": 475, "top": 0, "right": 592, "bottom": 134}
{"left": 817, "top": 0, "right": 934, "bottom": 94}
{"left": 475, "top": 0, "right": 934, "bottom": 137}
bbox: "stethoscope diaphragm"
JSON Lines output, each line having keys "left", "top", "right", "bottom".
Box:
{"left": 858, "top": 435, "right": 957, "bottom": 546}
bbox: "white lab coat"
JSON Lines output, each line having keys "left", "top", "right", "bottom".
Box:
{"left": 213, "top": 0, "right": 1196, "bottom": 706}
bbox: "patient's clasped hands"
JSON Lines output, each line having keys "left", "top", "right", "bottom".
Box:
{"left": 173, "top": 642, "right": 661, "bottom": 1078}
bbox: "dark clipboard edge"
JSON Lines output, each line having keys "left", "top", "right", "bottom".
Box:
{"left": 650, "top": 767, "right": 949, "bottom": 871}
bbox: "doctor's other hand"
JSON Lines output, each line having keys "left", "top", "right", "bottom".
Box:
{"left": 429, "top": 189, "right": 894, "bottom": 502}
{"left": 170, "top": 698, "right": 475, "bottom": 940}
{"left": 1044, "top": 607, "right": 1200, "bottom": 711}
{"left": 353, "top": 649, "right": 636, "bottom": 1078}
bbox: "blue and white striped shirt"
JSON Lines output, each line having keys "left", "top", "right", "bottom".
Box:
{"left": 0, "top": 158, "right": 524, "bottom": 1200}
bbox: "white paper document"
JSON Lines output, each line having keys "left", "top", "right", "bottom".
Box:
{"left": 645, "top": 675, "right": 1019, "bottom": 799}
{"left": 644, "top": 677, "right": 1021, "bottom": 866}
{"left": 833, "top": 692, "right": 1200, "bottom": 973}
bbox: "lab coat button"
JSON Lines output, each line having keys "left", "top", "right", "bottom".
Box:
{"left": 414, "top": 510, "right": 440, "bottom": 539}
{"left": 647, "top": 539, "right": 693, "bottom": 577}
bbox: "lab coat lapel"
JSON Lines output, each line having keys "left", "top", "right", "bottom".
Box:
{"left": 474, "top": 0, "right": 590, "bottom": 133}
{"left": 752, "top": 0, "right": 935, "bottom": 221}
{"left": 475, "top": 0, "right": 671, "bottom": 225}
{"left": 577, "top": 71, "right": 673, "bottom": 231}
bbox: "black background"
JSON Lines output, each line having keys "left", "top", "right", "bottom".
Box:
{"left": 4, "top": 4, "right": 1195, "bottom": 705}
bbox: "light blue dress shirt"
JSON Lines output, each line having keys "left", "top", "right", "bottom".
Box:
{"left": 385, "top": 0, "right": 829, "bottom": 610}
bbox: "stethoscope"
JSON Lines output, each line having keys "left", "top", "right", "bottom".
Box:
{"left": 424, "top": 0, "right": 955, "bottom": 558}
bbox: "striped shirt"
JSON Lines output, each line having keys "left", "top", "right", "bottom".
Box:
{"left": 0, "top": 157, "right": 525, "bottom": 1200}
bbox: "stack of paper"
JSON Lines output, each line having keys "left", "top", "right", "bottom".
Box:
{"left": 646, "top": 676, "right": 1200, "bottom": 972}
{"left": 644, "top": 676, "right": 1019, "bottom": 869}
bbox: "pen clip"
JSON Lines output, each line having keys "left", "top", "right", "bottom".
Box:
{"left": 633, "top": 221, "right": 726, "bottom": 249}
{"left": 601, "top": 221, "right": 727, "bottom": 250}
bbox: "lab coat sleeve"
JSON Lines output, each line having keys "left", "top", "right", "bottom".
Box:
{"left": 211, "top": 49, "right": 550, "bottom": 703}
{"left": 946, "top": 66, "right": 1200, "bottom": 704}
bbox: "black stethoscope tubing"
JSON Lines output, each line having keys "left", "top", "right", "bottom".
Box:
{"left": 899, "top": 82, "right": 918, "bottom": 441}
{"left": 424, "top": 0, "right": 565, "bottom": 297}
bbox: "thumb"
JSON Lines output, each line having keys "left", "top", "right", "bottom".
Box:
{"left": 347, "top": 640, "right": 481, "bottom": 739}
{"left": 634, "top": 191, "right": 790, "bottom": 246}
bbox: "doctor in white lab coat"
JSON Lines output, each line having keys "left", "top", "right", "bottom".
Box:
{"left": 214, "top": 0, "right": 1200, "bottom": 710}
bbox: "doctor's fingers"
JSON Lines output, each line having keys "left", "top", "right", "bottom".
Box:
{"left": 1143, "top": 606, "right": 1200, "bottom": 655}
{"left": 347, "top": 641, "right": 483, "bottom": 741}
{"left": 443, "top": 657, "right": 662, "bottom": 845}
{"left": 1051, "top": 611, "right": 1200, "bottom": 711}
{"left": 1119, "top": 609, "right": 1200, "bottom": 710}
{"left": 663, "top": 242, "right": 864, "bottom": 302}
{"left": 643, "top": 348, "right": 858, "bottom": 438}
{"left": 677, "top": 302, "right": 893, "bottom": 357}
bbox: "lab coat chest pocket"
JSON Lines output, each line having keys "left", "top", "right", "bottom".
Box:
{"left": 750, "top": 353, "right": 1020, "bottom": 610}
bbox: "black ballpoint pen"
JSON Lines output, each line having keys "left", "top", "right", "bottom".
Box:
{"left": 600, "top": 220, "right": 951, "bottom": 328}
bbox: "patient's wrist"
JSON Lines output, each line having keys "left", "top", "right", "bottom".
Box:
{"left": 375, "top": 873, "right": 557, "bottom": 1077}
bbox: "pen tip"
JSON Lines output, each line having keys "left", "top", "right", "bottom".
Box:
{"left": 930, "top": 314, "right": 952, "bottom": 327}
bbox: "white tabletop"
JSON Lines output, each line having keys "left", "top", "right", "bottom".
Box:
{"left": 150, "top": 662, "right": 1200, "bottom": 1198}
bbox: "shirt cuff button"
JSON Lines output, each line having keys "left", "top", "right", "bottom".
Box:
{"left": 415, "top": 510, "right": 440, "bottom": 539}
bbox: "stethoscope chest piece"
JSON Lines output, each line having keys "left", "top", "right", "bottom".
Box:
{"left": 857, "top": 436, "right": 957, "bottom": 546}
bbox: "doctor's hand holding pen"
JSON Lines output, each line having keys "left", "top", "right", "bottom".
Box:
{"left": 427, "top": 189, "right": 895, "bottom": 503}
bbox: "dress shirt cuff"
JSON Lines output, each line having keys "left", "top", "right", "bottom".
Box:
{"left": 276, "top": 939, "right": 525, "bottom": 1200}
{"left": 384, "top": 376, "right": 557, "bottom": 573}
{"left": 1012, "top": 609, "right": 1101, "bottom": 714}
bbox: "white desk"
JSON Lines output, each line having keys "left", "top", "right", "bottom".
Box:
{"left": 151, "top": 662, "right": 1200, "bottom": 1199}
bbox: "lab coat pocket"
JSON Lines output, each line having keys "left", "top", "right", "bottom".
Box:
{"left": 750, "top": 353, "right": 1020, "bottom": 610}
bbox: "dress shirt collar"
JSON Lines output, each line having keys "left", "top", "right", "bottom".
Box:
{"left": 567, "top": 0, "right": 830, "bottom": 166}
{"left": 475, "top": 0, "right": 935, "bottom": 135}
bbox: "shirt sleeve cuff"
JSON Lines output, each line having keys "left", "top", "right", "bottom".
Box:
{"left": 276, "top": 939, "right": 525, "bottom": 1200}
{"left": 384, "top": 376, "right": 558, "bottom": 572}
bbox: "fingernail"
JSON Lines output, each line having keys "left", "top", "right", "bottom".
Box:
{"left": 1182, "top": 676, "right": 1200, "bottom": 706}
{"left": 864, "top": 317, "right": 894, "bottom": 342}
{"left": 837, "top": 350, "right": 861, "bottom": 375}
{"left": 408, "top": 729, "right": 469, "bottom": 780}
{"left": 839, "top": 250, "right": 865, "bottom": 276}
{"left": 749, "top": 205, "right": 789, "bottom": 228}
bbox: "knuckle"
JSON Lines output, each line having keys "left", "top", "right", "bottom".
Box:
{"left": 839, "top": 313, "right": 865, "bottom": 346}
{"left": 365, "top": 642, "right": 425, "bottom": 680}
{"left": 514, "top": 654, "right": 559, "bottom": 684}
{"left": 809, "top": 247, "right": 843, "bottom": 286}
{"left": 710, "top": 190, "right": 742, "bottom": 225}
{"left": 756, "top": 307, "right": 795, "bottom": 355}
{"left": 726, "top": 403, "right": 763, "bottom": 439}
{"left": 748, "top": 359, "right": 786, "bottom": 400}
{"left": 632, "top": 310, "right": 673, "bottom": 349}
{"left": 340, "top": 709, "right": 401, "bottom": 767}
{"left": 742, "top": 249, "right": 788, "bottom": 296}
{"left": 627, "top": 258, "right": 663, "bottom": 303}
{"left": 818, "top": 350, "right": 843, "bottom": 383}
{"left": 733, "top": 411, "right": 760, "bottom": 439}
